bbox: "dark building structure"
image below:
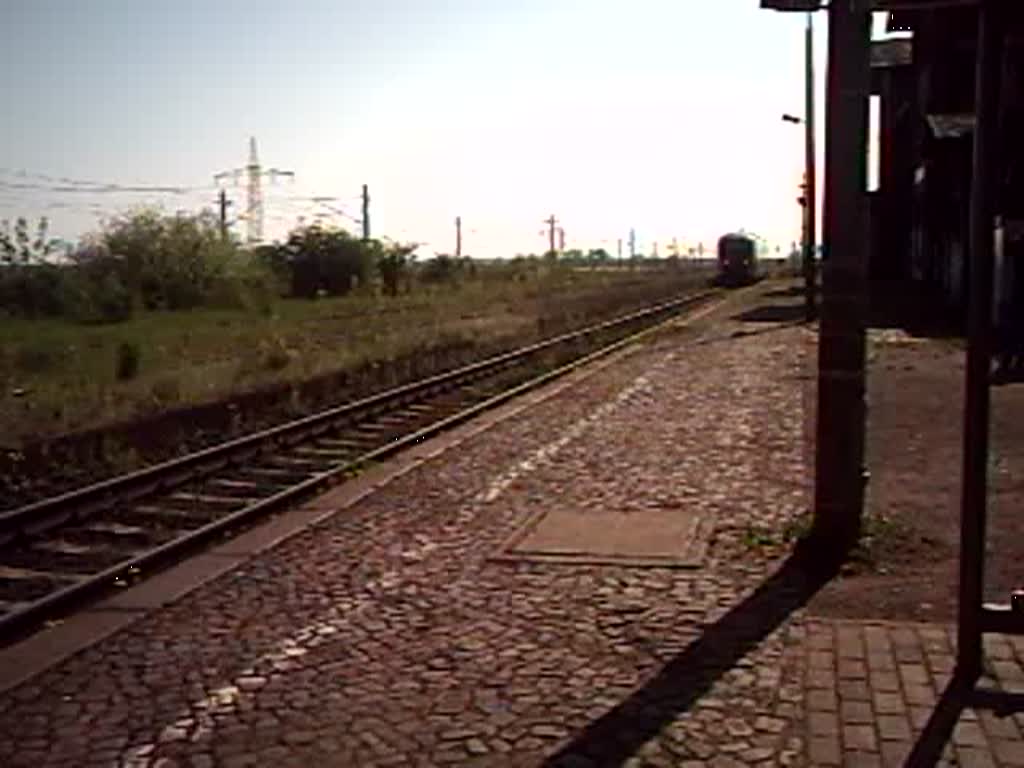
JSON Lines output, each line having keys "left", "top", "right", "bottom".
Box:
{"left": 765, "top": 1, "right": 1024, "bottom": 752}
{"left": 873, "top": 5, "right": 1024, "bottom": 332}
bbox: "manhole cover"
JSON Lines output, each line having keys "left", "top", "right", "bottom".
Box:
{"left": 493, "top": 508, "right": 710, "bottom": 568}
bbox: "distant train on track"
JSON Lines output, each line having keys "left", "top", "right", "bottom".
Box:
{"left": 716, "top": 232, "right": 759, "bottom": 286}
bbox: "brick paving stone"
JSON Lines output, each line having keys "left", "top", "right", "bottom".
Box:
{"left": 808, "top": 735, "right": 842, "bottom": 765}
{"left": 843, "top": 724, "right": 879, "bottom": 752}
{"left": 876, "top": 714, "right": 912, "bottom": 742}
{"left": 838, "top": 659, "right": 869, "bottom": 680}
{"left": 985, "top": 637, "right": 1016, "bottom": 661}
{"left": 845, "top": 752, "right": 883, "bottom": 768}
{"left": 840, "top": 700, "right": 874, "bottom": 725}
{"left": 955, "top": 720, "right": 991, "bottom": 748}
{"left": 808, "top": 650, "right": 834, "bottom": 670}
{"left": 903, "top": 683, "right": 937, "bottom": 707}
{"left": 807, "top": 667, "right": 834, "bottom": 689}
{"left": 873, "top": 691, "right": 905, "bottom": 714}
{"left": 838, "top": 680, "right": 872, "bottom": 701}
{"left": 959, "top": 747, "right": 999, "bottom": 768}
{"left": 808, "top": 711, "right": 840, "bottom": 737}
{"left": 864, "top": 627, "right": 892, "bottom": 654}
{"left": 807, "top": 689, "right": 838, "bottom": 712}
{"left": 910, "top": 706, "right": 934, "bottom": 732}
{"left": 880, "top": 740, "right": 912, "bottom": 768}
{"left": 981, "top": 710, "right": 1024, "bottom": 741}
{"left": 837, "top": 629, "right": 866, "bottom": 661}
{"left": 867, "top": 653, "right": 896, "bottom": 672}
{"left": 898, "top": 663, "right": 931, "bottom": 688}
{"left": 993, "top": 739, "right": 1024, "bottom": 766}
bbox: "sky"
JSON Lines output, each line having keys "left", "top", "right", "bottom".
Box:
{"left": 0, "top": 1, "right": 895, "bottom": 259}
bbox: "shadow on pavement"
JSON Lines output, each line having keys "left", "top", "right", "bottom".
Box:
{"left": 906, "top": 679, "right": 1024, "bottom": 767}
{"left": 868, "top": 280, "right": 964, "bottom": 339}
{"left": 762, "top": 286, "right": 807, "bottom": 300}
{"left": 544, "top": 550, "right": 839, "bottom": 768}
{"left": 732, "top": 303, "right": 807, "bottom": 324}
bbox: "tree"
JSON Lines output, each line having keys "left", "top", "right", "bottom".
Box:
{"left": 91, "top": 207, "right": 240, "bottom": 310}
{"left": 0, "top": 216, "right": 62, "bottom": 265}
{"left": 277, "top": 225, "right": 371, "bottom": 298}
{"left": 0, "top": 217, "right": 68, "bottom": 318}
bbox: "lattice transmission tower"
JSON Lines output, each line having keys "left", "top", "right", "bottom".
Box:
{"left": 213, "top": 137, "right": 294, "bottom": 245}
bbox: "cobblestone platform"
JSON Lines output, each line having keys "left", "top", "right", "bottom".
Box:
{"left": 0, "top": 281, "right": 1014, "bottom": 767}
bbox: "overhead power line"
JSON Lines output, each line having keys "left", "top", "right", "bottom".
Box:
{"left": 0, "top": 167, "right": 215, "bottom": 194}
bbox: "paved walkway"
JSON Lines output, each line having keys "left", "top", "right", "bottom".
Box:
{"left": 0, "top": 281, "right": 1018, "bottom": 767}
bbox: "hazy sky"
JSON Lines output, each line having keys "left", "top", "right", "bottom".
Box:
{"left": 1, "top": 1, "right": 892, "bottom": 258}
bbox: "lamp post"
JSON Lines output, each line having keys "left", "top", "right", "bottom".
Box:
{"left": 780, "top": 11, "right": 817, "bottom": 321}
{"left": 763, "top": 1, "right": 819, "bottom": 320}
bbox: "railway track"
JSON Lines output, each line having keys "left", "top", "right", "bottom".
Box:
{"left": 0, "top": 288, "right": 718, "bottom": 643}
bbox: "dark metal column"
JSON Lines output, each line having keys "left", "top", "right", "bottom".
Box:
{"left": 957, "top": 0, "right": 1004, "bottom": 684}
{"left": 805, "top": 11, "right": 819, "bottom": 321}
{"left": 811, "top": 0, "right": 872, "bottom": 559}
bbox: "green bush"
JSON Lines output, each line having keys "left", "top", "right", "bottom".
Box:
{"left": 14, "top": 338, "right": 65, "bottom": 374}
{"left": 93, "top": 271, "right": 135, "bottom": 323}
{"left": 420, "top": 254, "right": 466, "bottom": 285}
{"left": 275, "top": 225, "right": 372, "bottom": 299}
{"left": 115, "top": 341, "right": 141, "bottom": 381}
{"left": 150, "top": 376, "right": 182, "bottom": 406}
{"left": 260, "top": 336, "right": 292, "bottom": 371}
{"left": 59, "top": 260, "right": 134, "bottom": 324}
{"left": 373, "top": 240, "right": 417, "bottom": 297}
{"left": 0, "top": 212, "right": 286, "bottom": 322}
{"left": 101, "top": 209, "right": 229, "bottom": 310}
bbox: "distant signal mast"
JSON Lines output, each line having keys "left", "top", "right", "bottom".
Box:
{"left": 214, "top": 137, "right": 294, "bottom": 245}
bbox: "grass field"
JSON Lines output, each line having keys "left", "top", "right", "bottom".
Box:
{"left": 1, "top": 264, "right": 711, "bottom": 449}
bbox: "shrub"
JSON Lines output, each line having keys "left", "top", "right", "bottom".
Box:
{"left": 420, "top": 254, "right": 463, "bottom": 285}
{"left": 60, "top": 261, "right": 134, "bottom": 324}
{"left": 205, "top": 257, "right": 282, "bottom": 313}
{"left": 376, "top": 241, "right": 416, "bottom": 297}
{"left": 260, "top": 336, "right": 292, "bottom": 371}
{"left": 93, "top": 271, "right": 134, "bottom": 323}
{"left": 115, "top": 342, "right": 141, "bottom": 381}
{"left": 275, "top": 225, "right": 372, "bottom": 299}
{"left": 97, "top": 207, "right": 237, "bottom": 311}
{"left": 15, "top": 339, "right": 64, "bottom": 374}
{"left": 150, "top": 376, "right": 182, "bottom": 406}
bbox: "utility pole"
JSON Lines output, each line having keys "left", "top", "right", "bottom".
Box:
{"left": 804, "top": 10, "right": 819, "bottom": 321}
{"left": 652, "top": 241, "right": 659, "bottom": 259}
{"left": 362, "top": 184, "right": 370, "bottom": 241}
{"left": 217, "top": 189, "right": 232, "bottom": 241}
{"left": 558, "top": 227, "right": 565, "bottom": 253}
{"left": 617, "top": 238, "right": 623, "bottom": 260}
{"left": 543, "top": 214, "right": 558, "bottom": 255}
{"left": 628, "top": 228, "right": 636, "bottom": 259}
{"left": 455, "top": 215, "right": 462, "bottom": 258}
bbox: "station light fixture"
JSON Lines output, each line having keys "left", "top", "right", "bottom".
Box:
{"left": 759, "top": 0, "right": 823, "bottom": 10}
